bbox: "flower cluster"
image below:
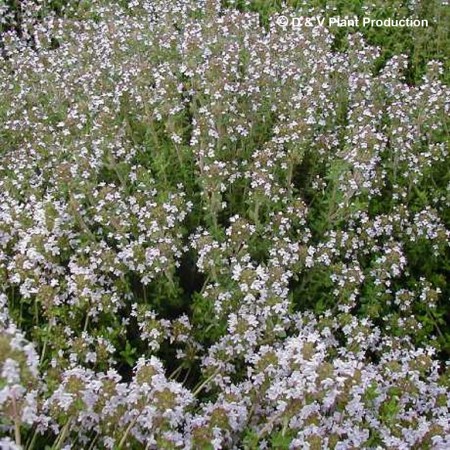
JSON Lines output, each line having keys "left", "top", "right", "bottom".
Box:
{"left": 0, "top": 0, "right": 449, "bottom": 448}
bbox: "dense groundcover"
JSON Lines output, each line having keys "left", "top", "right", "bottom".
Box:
{"left": 1, "top": 0, "right": 450, "bottom": 448}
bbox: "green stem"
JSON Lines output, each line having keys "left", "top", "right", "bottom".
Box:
{"left": 118, "top": 413, "right": 141, "bottom": 449}
{"left": 83, "top": 313, "right": 89, "bottom": 333}
{"left": 192, "top": 368, "right": 222, "bottom": 397}
{"left": 87, "top": 433, "right": 98, "bottom": 450}
{"left": 25, "top": 425, "right": 37, "bottom": 450}
{"left": 182, "top": 366, "right": 192, "bottom": 384}
{"left": 11, "top": 394, "right": 21, "bottom": 447}
{"left": 168, "top": 364, "right": 184, "bottom": 380}
{"left": 39, "top": 322, "right": 52, "bottom": 365}
{"left": 52, "top": 418, "right": 72, "bottom": 450}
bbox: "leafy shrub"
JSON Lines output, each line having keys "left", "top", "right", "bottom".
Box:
{"left": 0, "top": 0, "right": 449, "bottom": 448}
